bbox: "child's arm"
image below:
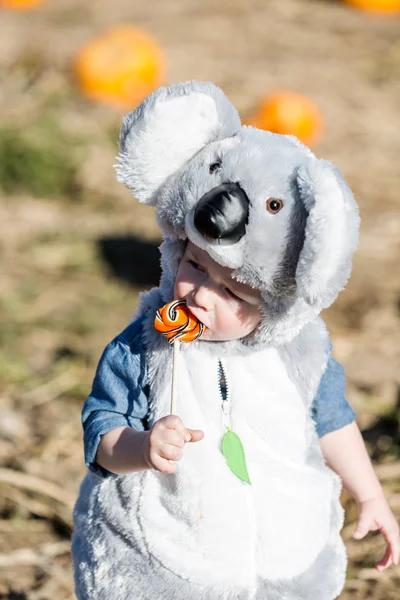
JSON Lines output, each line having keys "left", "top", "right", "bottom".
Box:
{"left": 320, "top": 421, "right": 400, "bottom": 571}
{"left": 96, "top": 416, "right": 204, "bottom": 475}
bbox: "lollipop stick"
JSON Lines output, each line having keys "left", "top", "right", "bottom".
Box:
{"left": 154, "top": 299, "right": 206, "bottom": 415}
{"left": 170, "top": 340, "right": 180, "bottom": 414}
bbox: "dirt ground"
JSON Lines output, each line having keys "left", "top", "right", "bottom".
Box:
{"left": 0, "top": 0, "right": 399, "bottom": 598}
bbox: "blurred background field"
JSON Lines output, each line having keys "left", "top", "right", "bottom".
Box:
{"left": 0, "top": 0, "right": 399, "bottom": 598}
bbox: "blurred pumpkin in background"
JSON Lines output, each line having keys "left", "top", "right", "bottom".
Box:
{"left": 0, "top": 0, "right": 43, "bottom": 9}
{"left": 245, "top": 91, "right": 323, "bottom": 146}
{"left": 74, "top": 25, "right": 165, "bottom": 110}
{"left": 343, "top": 0, "right": 400, "bottom": 12}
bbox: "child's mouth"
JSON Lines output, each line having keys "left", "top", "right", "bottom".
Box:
{"left": 185, "top": 302, "right": 208, "bottom": 330}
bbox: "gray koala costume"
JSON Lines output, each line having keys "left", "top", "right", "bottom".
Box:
{"left": 72, "top": 81, "right": 360, "bottom": 599}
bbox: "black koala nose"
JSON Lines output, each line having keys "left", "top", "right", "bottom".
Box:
{"left": 193, "top": 183, "right": 250, "bottom": 245}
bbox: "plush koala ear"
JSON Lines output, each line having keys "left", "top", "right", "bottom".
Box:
{"left": 115, "top": 81, "right": 241, "bottom": 205}
{"left": 295, "top": 160, "right": 360, "bottom": 308}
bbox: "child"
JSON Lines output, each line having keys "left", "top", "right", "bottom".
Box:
{"left": 72, "top": 81, "right": 399, "bottom": 600}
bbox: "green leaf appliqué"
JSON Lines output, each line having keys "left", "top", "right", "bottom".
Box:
{"left": 221, "top": 428, "right": 251, "bottom": 485}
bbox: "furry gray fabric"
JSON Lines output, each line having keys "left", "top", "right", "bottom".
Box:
{"left": 116, "top": 81, "right": 359, "bottom": 347}
{"left": 72, "top": 81, "right": 359, "bottom": 599}
{"left": 72, "top": 289, "right": 346, "bottom": 600}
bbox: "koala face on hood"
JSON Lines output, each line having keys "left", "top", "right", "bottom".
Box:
{"left": 116, "top": 81, "right": 359, "bottom": 346}
{"left": 157, "top": 128, "right": 312, "bottom": 301}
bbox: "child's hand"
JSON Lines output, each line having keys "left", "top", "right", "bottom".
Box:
{"left": 143, "top": 415, "right": 204, "bottom": 475}
{"left": 353, "top": 495, "right": 400, "bottom": 571}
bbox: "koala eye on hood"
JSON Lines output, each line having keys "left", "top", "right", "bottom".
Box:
{"left": 209, "top": 161, "right": 222, "bottom": 175}
{"left": 266, "top": 198, "right": 284, "bottom": 214}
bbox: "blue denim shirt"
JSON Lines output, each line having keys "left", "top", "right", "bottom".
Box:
{"left": 82, "top": 317, "right": 355, "bottom": 477}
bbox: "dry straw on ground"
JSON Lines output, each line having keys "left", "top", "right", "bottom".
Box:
{"left": 0, "top": 0, "right": 399, "bottom": 598}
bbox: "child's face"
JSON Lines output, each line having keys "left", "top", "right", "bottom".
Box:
{"left": 174, "top": 242, "right": 262, "bottom": 342}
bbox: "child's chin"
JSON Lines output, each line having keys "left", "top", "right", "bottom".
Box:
{"left": 202, "top": 330, "right": 235, "bottom": 342}
{"left": 201, "top": 330, "right": 218, "bottom": 342}
{"left": 201, "top": 330, "right": 213, "bottom": 341}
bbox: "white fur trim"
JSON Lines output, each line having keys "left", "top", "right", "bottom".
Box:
{"left": 296, "top": 160, "right": 358, "bottom": 305}
{"left": 185, "top": 211, "right": 246, "bottom": 269}
{"left": 116, "top": 93, "right": 220, "bottom": 205}
{"left": 72, "top": 303, "right": 346, "bottom": 598}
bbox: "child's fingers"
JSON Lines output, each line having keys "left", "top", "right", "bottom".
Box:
{"left": 392, "top": 541, "right": 400, "bottom": 566}
{"left": 160, "top": 444, "right": 183, "bottom": 462}
{"left": 162, "top": 414, "right": 186, "bottom": 434}
{"left": 151, "top": 453, "right": 177, "bottom": 475}
{"left": 375, "top": 545, "right": 393, "bottom": 571}
{"left": 162, "top": 429, "right": 185, "bottom": 448}
{"left": 380, "top": 523, "right": 400, "bottom": 566}
{"left": 353, "top": 516, "right": 372, "bottom": 540}
{"left": 162, "top": 415, "right": 194, "bottom": 442}
{"left": 156, "top": 416, "right": 204, "bottom": 444}
{"left": 186, "top": 428, "right": 204, "bottom": 443}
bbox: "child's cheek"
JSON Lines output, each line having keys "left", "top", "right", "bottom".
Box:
{"left": 174, "top": 280, "right": 182, "bottom": 299}
{"left": 215, "top": 309, "right": 241, "bottom": 339}
{"left": 174, "top": 272, "right": 189, "bottom": 299}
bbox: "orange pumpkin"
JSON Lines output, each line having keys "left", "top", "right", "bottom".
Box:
{"left": 245, "top": 91, "right": 323, "bottom": 146}
{"left": 74, "top": 25, "right": 165, "bottom": 110}
{"left": 0, "top": 0, "right": 43, "bottom": 9}
{"left": 343, "top": 0, "right": 400, "bottom": 12}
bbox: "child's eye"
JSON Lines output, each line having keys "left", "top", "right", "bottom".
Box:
{"left": 225, "top": 287, "right": 242, "bottom": 302}
{"left": 187, "top": 259, "right": 204, "bottom": 272}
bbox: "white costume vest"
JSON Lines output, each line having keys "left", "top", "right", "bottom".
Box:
{"left": 72, "top": 294, "right": 346, "bottom": 600}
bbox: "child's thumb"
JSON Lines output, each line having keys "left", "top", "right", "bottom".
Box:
{"left": 185, "top": 429, "right": 204, "bottom": 443}
{"left": 353, "top": 519, "right": 370, "bottom": 540}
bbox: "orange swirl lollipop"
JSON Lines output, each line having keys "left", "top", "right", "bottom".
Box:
{"left": 154, "top": 299, "right": 206, "bottom": 343}
{"left": 154, "top": 299, "right": 206, "bottom": 414}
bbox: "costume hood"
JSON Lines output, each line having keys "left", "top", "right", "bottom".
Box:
{"left": 116, "top": 81, "right": 359, "bottom": 347}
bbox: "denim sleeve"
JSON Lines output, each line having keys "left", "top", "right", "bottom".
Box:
{"left": 82, "top": 317, "right": 149, "bottom": 477}
{"left": 312, "top": 353, "right": 356, "bottom": 438}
